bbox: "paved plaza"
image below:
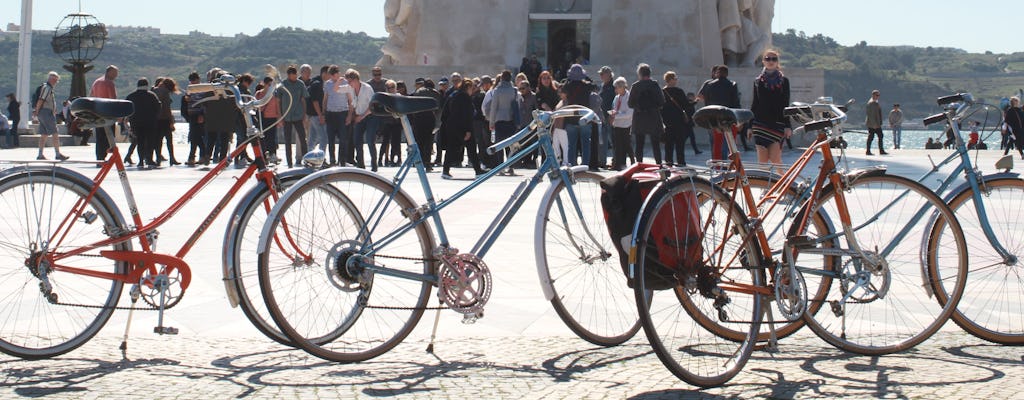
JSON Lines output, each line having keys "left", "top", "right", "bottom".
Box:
{"left": 1, "top": 141, "right": 1021, "bottom": 399}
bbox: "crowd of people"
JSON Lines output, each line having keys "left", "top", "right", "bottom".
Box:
{"left": 21, "top": 48, "right": 1014, "bottom": 171}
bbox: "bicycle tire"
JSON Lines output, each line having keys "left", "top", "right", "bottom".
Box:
{"left": 535, "top": 170, "right": 640, "bottom": 346}
{"left": 0, "top": 167, "right": 129, "bottom": 359}
{"left": 258, "top": 168, "right": 436, "bottom": 362}
{"left": 802, "top": 172, "right": 968, "bottom": 355}
{"left": 633, "top": 176, "right": 763, "bottom": 388}
{"left": 223, "top": 170, "right": 312, "bottom": 347}
{"left": 929, "top": 177, "right": 1024, "bottom": 345}
{"left": 718, "top": 173, "right": 838, "bottom": 342}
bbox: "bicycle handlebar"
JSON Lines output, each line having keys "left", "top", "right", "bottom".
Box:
{"left": 923, "top": 113, "right": 947, "bottom": 127}
{"left": 925, "top": 93, "right": 976, "bottom": 126}
{"left": 186, "top": 64, "right": 280, "bottom": 112}
{"left": 937, "top": 93, "right": 968, "bottom": 106}
{"left": 786, "top": 102, "right": 847, "bottom": 133}
{"left": 486, "top": 106, "right": 600, "bottom": 156}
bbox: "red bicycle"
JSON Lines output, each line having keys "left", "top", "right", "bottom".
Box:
{"left": 0, "top": 65, "right": 316, "bottom": 359}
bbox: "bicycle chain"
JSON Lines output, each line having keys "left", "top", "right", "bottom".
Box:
{"left": 46, "top": 252, "right": 173, "bottom": 311}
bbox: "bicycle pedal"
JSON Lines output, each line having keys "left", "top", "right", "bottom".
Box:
{"left": 153, "top": 326, "right": 179, "bottom": 335}
{"left": 787, "top": 235, "right": 815, "bottom": 249}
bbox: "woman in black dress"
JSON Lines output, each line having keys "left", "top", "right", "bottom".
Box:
{"left": 749, "top": 49, "right": 792, "bottom": 165}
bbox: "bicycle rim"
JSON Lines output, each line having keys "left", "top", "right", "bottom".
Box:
{"left": 537, "top": 170, "right": 640, "bottom": 346}
{"left": 634, "top": 177, "right": 763, "bottom": 387}
{"left": 805, "top": 174, "right": 967, "bottom": 354}
{"left": 259, "top": 170, "right": 435, "bottom": 362}
{"left": 0, "top": 169, "right": 127, "bottom": 359}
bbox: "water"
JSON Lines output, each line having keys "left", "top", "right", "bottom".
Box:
{"left": 836, "top": 129, "right": 1002, "bottom": 150}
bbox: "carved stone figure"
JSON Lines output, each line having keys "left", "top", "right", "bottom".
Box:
{"left": 379, "top": 0, "right": 417, "bottom": 65}
{"left": 718, "top": 0, "right": 774, "bottom": 67}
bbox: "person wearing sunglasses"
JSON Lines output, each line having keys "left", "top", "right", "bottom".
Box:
{"left": 749, "top": 49, "right": 792, "bottom": 165}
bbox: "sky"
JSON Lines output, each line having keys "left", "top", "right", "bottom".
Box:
{"left": 10, "top": 0, "right": 1023, "bottom": 54}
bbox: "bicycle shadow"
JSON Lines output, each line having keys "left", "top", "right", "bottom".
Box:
{"left": 206, "top": 342, "right": 654, "bottom": 397}
{"left": 0, "top": 357, "right": 180, "bottom": 397}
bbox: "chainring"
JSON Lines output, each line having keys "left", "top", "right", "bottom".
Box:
{"left": 838, "top": 251, "right": 891, "bottom": 303}
{"left": 437, "top": 253, "right": 492, "bottom": 316}
{"left": 139, "top": 269, "right": 185, "bottom": 309}
{"left": 773, "top": 263, "right": 808, "bottom": 321}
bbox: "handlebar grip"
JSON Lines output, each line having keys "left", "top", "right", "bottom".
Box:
{"left": 803, "top": 119, "right": 833, "bottom": 132}
{"left": 937, "top": 94, "right": 964, "bottom": 106}
{"left": 923, "top": 113, "right": 947, "bottom": 127}
{"left": 784, "top": 106, "right": 811, "bottom": 116}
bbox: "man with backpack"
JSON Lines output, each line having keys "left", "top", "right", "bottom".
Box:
{"left": 31, "top": 71, "right": 69, "bottom": 161}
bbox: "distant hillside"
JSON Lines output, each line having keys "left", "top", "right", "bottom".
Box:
{"left": 773, "top": 29, "right": 1024, "bottom": 124}
{"left": 0, "top": 27, "right": 384, "bottom": 101}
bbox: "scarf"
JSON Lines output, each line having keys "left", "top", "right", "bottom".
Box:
{"left": 758, "top": 69, "right": 784, "bottom": 91}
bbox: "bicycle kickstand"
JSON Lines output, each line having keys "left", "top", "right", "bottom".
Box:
{"left": 758, "top": 306, "right": 781, "bottom": 354}
{"left": 120, "top": 286, "right": 142, "bottom": 361}
{"left": 425, "top": 300, "right": 444, "bottom": 357}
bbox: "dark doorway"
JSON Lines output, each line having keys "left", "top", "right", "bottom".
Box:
{"left": 548, "top": 20, "right": 580, "bottom": 80}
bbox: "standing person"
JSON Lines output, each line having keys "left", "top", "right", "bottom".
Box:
{"left": 31, "top": 72, "right": 69, "bottom": 161}
{"left": 628, "top": 63, "right": 665, "bottom": 165}
{"left": 410, "top": 79, "right": 441, "bottom": 171}
{"left": 441, "top": 79, "right": 484, "bottom": 178}
{"left": 201, "top": 68, "right": 237, "bottom": 165}
{"left": 562, "top": 64, "right": 591, "bottom": 167}
{"left": 364, "top": 66, "right": 388, "bottom": 169}
{"left": 89, "top": 65, "right": 118, "bottom": 161}
{"left": 474, "top": 75, "right": 495, "bottom": 169}
{"left": 124, "top": 78, "right": 161, "bottom": 168}
{"left": 487, "top": 70, "right": 520, "bottom": 175}
{"left": 597, "top": 66, "right": 616, "bottom": 168}
{"left": 749, "top": 49, "right": 792, "bottom": 165}
{"left": 1003, "top": 97, "right": 1024, "bottom": 159}
{"left": 0, "top": 112, "right": 9, "bottom": 149}
{"left": 323, "top": 65, "right": 351, "bottom": 166}
{"left": 181, "top": 72, "right": 205, "bottom": 166}
{"left": 433, "top": 76, "right": 453, "bottom": 167}
{"left": 889, "top": 103, "right": 904, "bottom": 150}
{"left": 346, "top": 69, "right": 376, "bottom": 171}
{"left": 661, "top": 71, "right": 689, "bottom": 165}
{"left": 6, "top": 93, "right": 20, "bottom": 147}
{"left": 306, "top": 65, "right": 329, "bottom": 153}
{"left": 255, "top": 76, "right": 281, "bottom": 163}
{"left": 276, "top": 65, "right": 310, "bottom": 167}
{"left": 865, "top": 89, "right": 888, "bottom": 155}
{"left": 607, "top": 76, "right": 635, "bottom": 170}
{"left": 153, "top": 78, "right": 181, "bottom": 166}
{"left": 376, "top": 80, "right": 403, "bottom": 167}
{"left": 536, "top": 70, "right": 560, "bottom": 112}
{"left": 697, "top": 65, "right": 741, "bottom": 160}
{"left": 230, "top": 74, "right": 254, "bottom": 168}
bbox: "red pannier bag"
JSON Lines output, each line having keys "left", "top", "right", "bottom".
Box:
{"left": 600, "top": 163, "right": 702, "bottom": 290}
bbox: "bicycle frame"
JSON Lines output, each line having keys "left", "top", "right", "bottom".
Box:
{"left": 343, "top": 112, "right": 603, "bottom": 284}
{"left": 42, "top": 124, "right": 305, "bottom": 290}
{"left": 916, "top": 107, "right": 1015, "bottom": 262}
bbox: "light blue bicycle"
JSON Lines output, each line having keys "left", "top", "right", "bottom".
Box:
{"left": 255, "top": 93, "right": 639, "bottom": 362}
{"left": 919, "top": 93, "right": 1024, "bottom": 345}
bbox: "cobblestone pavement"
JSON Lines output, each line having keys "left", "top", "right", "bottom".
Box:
{"left": 1, "top": 145, "right": 1021, "bottom": 398}
{"left": 2, "top": 330, "right": 1021, "bottom": 399}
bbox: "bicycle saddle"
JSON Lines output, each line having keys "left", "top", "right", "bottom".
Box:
{"left": 370, "top": 92, "right": 438, "bottom": 117}
{"left": 693, "top": 105, "right": 753, "bottom": 130}
{"left": 70, "top": 97, "right": 134, "bottom": 128}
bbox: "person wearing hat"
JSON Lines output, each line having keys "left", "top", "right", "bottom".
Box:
{"left": 125, "top": 78, "right": 162, "bottom": 168}
{"left": 888, "top": 103, "right": 903, "bottom": 150}
{"left": 562, "top": 64, "right": 592, "bottom": 168}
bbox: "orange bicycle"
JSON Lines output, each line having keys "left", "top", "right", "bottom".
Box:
{"left": 0, "top": 65, "right": 316, "bottom": 359}
{"left": 629, "top": 101, "right": 968, "bottom": 387}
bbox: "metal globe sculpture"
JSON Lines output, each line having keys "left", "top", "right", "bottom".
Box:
{"left": 52, "top": 13, "right": 108, "bottom": 98}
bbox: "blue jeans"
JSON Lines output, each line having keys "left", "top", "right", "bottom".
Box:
{"left": 353, "top": 115, "right": 380, "bottom": 169}
{"left": 308, "top": 116, "right": 327, "bottom": 152}
{"left": 892, "top": 125, "right": 902, "bottom": 149}
{"left": 565, "top": 122, "right": 590, "bottom": 167}
{"left": 597, "top": 122, "right": 612, "bottom": 167}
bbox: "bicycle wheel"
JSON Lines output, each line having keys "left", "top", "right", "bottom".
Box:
{"left": 0, "top": 167, "right": 129, "bottom": 359}
{"left": 929, "top": 177, "right": 1024, "bottom": 345}
{"left": 223, "top": 171, "right": 310, "bottom": 347}
{"left": 804, "top": 173, "right": 967, "bottom": 355}
{"left": 719, "top": 173, "right": 837, "bottom": 341}
{"left": 536, "top": 170, "right": 640, "bottom": 346}
{"left": 258, "top": 169, "right": 436, "bottom": 362}
{"left": 633, "top": 176, "right": 764, "bottom": 388}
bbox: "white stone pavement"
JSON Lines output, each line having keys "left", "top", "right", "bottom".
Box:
{"left": 0, "top": 140, "right": 1021, "bottom": 398}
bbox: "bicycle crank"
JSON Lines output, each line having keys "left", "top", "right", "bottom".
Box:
{"left": 773, "top": 263, "right": 808, "bottom": 321}
{"left": 437, "top": 253, "right": 492, "bottom": 322}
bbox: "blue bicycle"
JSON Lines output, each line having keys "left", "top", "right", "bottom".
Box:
{"left": 920, "top": 93, "right": 1024, "bottom": 345}
{"left": 255, "top": 93, "right": 638, "bottom": 361}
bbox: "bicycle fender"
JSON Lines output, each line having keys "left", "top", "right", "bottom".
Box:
{"left": 534, "top": 165, "right": 592, "bottom": 301}
{"left": 941, "top": 172, "right": 1021, "bottom": 204}
{"left": 221, "top": 167, "right": 314, "bottom": 308}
